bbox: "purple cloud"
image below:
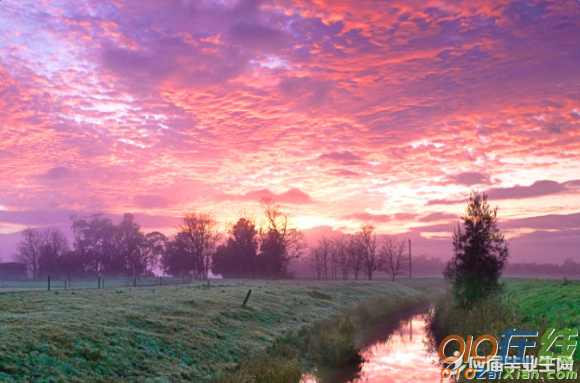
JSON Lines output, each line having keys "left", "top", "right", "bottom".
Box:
{"left": 445, "top": 171, "right": 491, "bottom": 186}
{"left": 343, "top": 212, "right": 391, "bottom": 223}
{"left": 40, "top": 167, "right": 71, "bottom": 180}
{"left": 133, "top": 194, "right": 171, "bottom": 209}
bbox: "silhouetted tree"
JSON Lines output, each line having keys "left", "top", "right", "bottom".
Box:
{"left": 380, "top": 235, "right": 408, "bottom": 281}
{"left": 445, "top": 191, "right": 509, "bottom": 308}
{"left": 71, "top": 214, "right": 160, "bottom": 277}
{"left": 177, "top": 212, "right": 221, "bottom": 280}
{"left": 132, "top": 231, "right": 166, "bottom": 278}
{"left": 333, "top": 235, "right": 351, "bottom": 280}
{"left": 347, "top": 234, "right": 364, "bottom": 280}
{"left": 308, "top": 238, "right": 331, "bottom": 279}
{"left": 115, "top": 213, "right": 147, "bottom": 278}
{"left": 71, "top": 214, "right": 117, "bottom": 275}
{"left": 59, "top": 250, "right": 85, "bottom": 278}
{"left": 38, "top": 228, "right": 70, "bottom": 278}
{"left": 357, "top": 224, "right": 379, "bottom": 280}
{"left": 162, "top": 232, "right": 194, "bottom": 278}
{"left": 212, "top": 216, "right": 258, "bottom": 278}
{"left": 258, "top": 198, "right": 304, "bottom": 278}
{"left": 17, "top": 228, "right": 44, "bottom": 279}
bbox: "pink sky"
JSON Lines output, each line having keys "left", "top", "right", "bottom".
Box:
{"left": 0, "top": 0, "right": 579, "bottom": 263}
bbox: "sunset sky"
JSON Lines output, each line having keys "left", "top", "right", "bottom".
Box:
{"left": 0, "top": 0, "right": 579, "bottom": 263}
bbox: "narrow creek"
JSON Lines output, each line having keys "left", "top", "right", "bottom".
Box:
{"left": 302, "top": 314, "right": 442, "bottom": 383}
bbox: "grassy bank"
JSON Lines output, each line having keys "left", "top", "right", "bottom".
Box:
{"left": 427, "top": 278, "right": 580, "bottom": 382}
{"left": 212, "top": 293, "right": 430, "bottom": 382}
{"left": 0, "top": 278, "right": 436, "bottom": 382}
{"left": 504, "top": 278, "right": 580, "bottom": 332}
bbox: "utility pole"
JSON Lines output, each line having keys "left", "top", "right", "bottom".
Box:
{"left": 408, "top": 238, "right": 412, "bottom": 279}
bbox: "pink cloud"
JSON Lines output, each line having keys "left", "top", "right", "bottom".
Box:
{"left": 0, "top": 0, "right": 578, "bottom": 263}
{"left": 216, "top": 188, "right": 313, "bottom": 204}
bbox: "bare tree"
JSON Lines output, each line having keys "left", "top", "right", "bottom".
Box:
{"left": 347, "top": 234, "right": 365, "bottom": 280}
{"left": 178, "top": 212, "right": 221, "bottom": 280}
{"left": 308, "top": 245, "right": 324, "bottom": 279}
{"left": 357, "top": 224, "right": 379, "bottom": 280}
{"left": 308, "top": 237, "right": 331, "bottom": 279}
{"left": 333, "top": 235, "right": 351, "bottom": 280}
{"left": 17, "top": 228, "right": 44, "bottom": 279}
{"left": 380, "top": 235, "right": 408, "bottom": 281}
{"left": 259, "top": 198, "right": 304, "bottom": 278}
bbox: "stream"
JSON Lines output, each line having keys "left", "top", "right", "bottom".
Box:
{"left": 301, "top": 314, "right": 442, "bottom": 383}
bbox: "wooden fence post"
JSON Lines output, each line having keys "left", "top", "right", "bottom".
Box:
{"left": 242, "top": 289, "right": 252, "bottom": 307}
{"left": 98, "top": 275, "right": 101, "bottom": 289}
{"left": 48, "top": 276, "right": 51, "bottom": 291}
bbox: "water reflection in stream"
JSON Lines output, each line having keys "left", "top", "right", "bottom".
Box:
{"left": 302, "top": 315, "right": 442, "bottom": 383}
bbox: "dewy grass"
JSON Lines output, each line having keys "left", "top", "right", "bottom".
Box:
{"left": 0, "top": 279, "right": 432, "bottom": 383}
{"left": 426, "top": 278, "right": 580, "bottom": 383}
{"left": 213, "top": 292, "right": 431, "bottom": 382}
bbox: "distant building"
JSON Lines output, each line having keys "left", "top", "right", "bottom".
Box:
{"left": 0, "top": 262, "right": 27, "bottom": 280}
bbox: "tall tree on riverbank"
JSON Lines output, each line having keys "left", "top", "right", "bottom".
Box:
{"left": 445, "top": 191, "right": 509, "bottom": 308}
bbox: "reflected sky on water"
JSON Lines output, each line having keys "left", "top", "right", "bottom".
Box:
{"left": 302, "top": 315, "right": 443, "bottom": 383}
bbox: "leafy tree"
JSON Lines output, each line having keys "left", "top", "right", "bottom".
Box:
{"left": 212, "top": 217, "right": 258, "bottom": 278}
{"left": 445, "top": 191, "right": 509, "bottom": 308}
{"left": 162, "top": 232, "right": 194, "bottom": 278}
{"left": 115, "top": 213, "right": 147, "bottom": 278}
{"left": 38, "top": 228, "right": 70, "bottom": 278}
{"left": 71, "top": 214, "right": 117, "bottom": 275}
{"left": 71, "top": 214, "right": 161, "bottom": 277}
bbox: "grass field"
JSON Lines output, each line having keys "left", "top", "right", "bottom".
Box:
{"left": 504, "top": 278, "right": 580, "bottom": 363}
{"left": 0, "top": 278, "right": 432, "bottom": 383}
{"left": 504, "top": 278, "right": 580, "bottom": 330}
{"left": 0, "top": 277, "right": 575, "bottom": 382}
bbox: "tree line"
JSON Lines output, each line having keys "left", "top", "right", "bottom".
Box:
{"left": 14, "top": 198, "right": 411, "bottom": 281}
{"left": 306, "top": 224, "right": 410, "bottom": 281}
{"left": 14, "top": 199, "right": 304, "bottom": 280}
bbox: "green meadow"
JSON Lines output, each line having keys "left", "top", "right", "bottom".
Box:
{"left": 0, "top": 279, "right": 432, "bottom": 383}
{"left": 505, "top": 279, "right": 580, "bottom": 331}
{"left": 0, "top": 278, "right": 576, "bottom": 382}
